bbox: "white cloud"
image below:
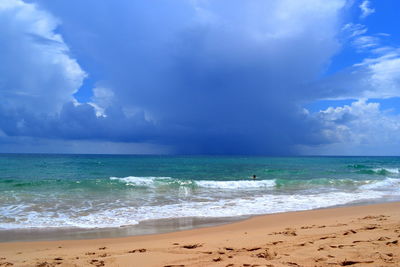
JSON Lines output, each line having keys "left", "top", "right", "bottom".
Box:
{"left": 0, "top": 0, "right": 86, "bottom": 114}
{"left": 301, "top": 99, "right": 400, "bottom": 155}
{"left": 88, "top": 87, "right": 115, "bottom": 117}
{"left": 353, "top": 48, "right": 400, "bottom": 99}
{"left": 315, "top": 38, "right": 400, "bottom": 100}
{"left": 359, "top": 0, "right": 375, "bottom": 19}
{"left": 342, "top": 23, "right": 367, "bottom": 38}
{"left": 352, "top": 35, "right": 379, "bottom": 50}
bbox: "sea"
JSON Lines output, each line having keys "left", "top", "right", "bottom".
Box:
{"left": 1, "top": 154, "right": 400, "bottom": 242}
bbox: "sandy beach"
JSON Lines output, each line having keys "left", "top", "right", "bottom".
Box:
{"left": 0, "top": 202, "right": 399, "bottom": 266}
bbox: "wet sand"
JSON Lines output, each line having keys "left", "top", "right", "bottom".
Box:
{"left": 0, "top": 202, "right": 399, "bottom": 266}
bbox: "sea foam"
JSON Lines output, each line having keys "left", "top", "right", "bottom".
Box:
{"left": 359, "top": 177, "right": 400, "bottom": 190}
{"left": 0, "top": 186, "right": 392, "bottom": 230}
{"left": 110, "top": 176, "right": 276, "bottom": 189}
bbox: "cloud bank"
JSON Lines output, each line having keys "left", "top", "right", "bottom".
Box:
{"left": 1, "top": 0, "right": 400, "bottom": 155}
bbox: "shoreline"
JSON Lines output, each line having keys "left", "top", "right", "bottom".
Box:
{"left": 0, "top": 215, "right": 250, "bottom": 243}
{"left": 1, "top": 201, "right": 399, "bottom": 266}
{"left": 2, "top": 198, "right": 398, "bottom": 243}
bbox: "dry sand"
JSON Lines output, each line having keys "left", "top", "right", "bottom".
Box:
{"left": 0, "top": 202, "right": 399, "bottom": 267}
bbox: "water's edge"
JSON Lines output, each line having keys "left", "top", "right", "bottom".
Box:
{"left": 2, "top": 198, "right": 398, "bottom": 243}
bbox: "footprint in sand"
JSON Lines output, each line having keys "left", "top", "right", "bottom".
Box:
{"left": 375, "top": 252, "right": 394, "bottom": 263}
{"left": 377, "top": 236, "right": 390, "bottom": 241}
{"left": 255, "top": 249, "right": 276, "bottom": 260}
{"left": 340, "top": 260, "right": 374, "bottom": 266}
{"left": 343, "top": 230, "right": 357, "bottom": 235}
{"left": 362, "top": 225, "right": 379, "bottom": 230}
{"left": 128, "top": 248, "right": 147, "bottom": 253}
{"left": 37, "top": 262, "right": 63, "bottom": 267}
{"left": 270, "top": 228, "right": 297, "bottom": 236}
{"left": 352, "top": 240, "right": 370, "bottom": 243}
{"left": 386, "top": 240, "right": 398, "bottom": 246}
{"left": 212, "top": 257, "right": 222, "bottom": 262}
{"left": 320, "top": 235, "right": 336, "bottom": 240}
{"left": 90, "top": 259, "right": 105, "bottom": 266}
{"left": 361, "top": 215, "right": 388, "bottom": 220}
{"left": 246, "top": 247, "right": 261, "bottom": 251}
{"left": 182, "top": 244, "right": 202, "bottom": 249}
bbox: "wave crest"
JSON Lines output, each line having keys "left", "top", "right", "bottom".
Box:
{"left": 359, "top": 178, "right": 400, "bottom": 190}
{"left": 110, "top": 176, "right": 276, "bottom": 189}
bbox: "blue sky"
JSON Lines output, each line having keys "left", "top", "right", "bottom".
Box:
{"left": 1, "top": 0, "right": 400, "bottom": 155}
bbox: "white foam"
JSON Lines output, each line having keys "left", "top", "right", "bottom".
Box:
{"left": 0, "top": 185, "right": 396, "bottom": 230}
{"left": 359, "top": 177, "right": 400, "bottom": 190}
{"left": 1, "top": 177, "right": 399, "bottom": 230}
{"left": 110, "top": 176, "right": 167, "bottom": 187}
{"left": 110, "top": 176, "right": 276, "bottom": 189}
{"left": 195, "top": 179, "right": 276, "bottom": 189}
{"left": 372, "top": 168, "right": 400, "bottom": 174}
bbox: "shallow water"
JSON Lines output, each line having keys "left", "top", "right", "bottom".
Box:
{"left": 1, "top": 155, "right": 399, "bottom": 241}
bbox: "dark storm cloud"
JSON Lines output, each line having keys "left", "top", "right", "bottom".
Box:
{"left": 0, "top": 0, "right": 350, "bottom": 154}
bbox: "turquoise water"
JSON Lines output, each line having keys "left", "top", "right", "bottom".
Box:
{"left": 1, "top": 154, "right": 400, "bottom": 231}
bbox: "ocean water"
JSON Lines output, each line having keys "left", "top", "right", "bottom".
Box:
{"left": 1, "top": 154, "right": 400, "bottom": 239}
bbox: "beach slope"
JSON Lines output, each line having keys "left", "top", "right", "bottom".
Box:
{"left": 0, "top": 202, "right": 399, "bottom": 266}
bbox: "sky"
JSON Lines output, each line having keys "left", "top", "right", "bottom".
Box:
{"left": 0, "top": 0, "right": 400, "bottom": 155}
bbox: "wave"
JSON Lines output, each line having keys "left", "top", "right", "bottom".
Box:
{"left": 0, "top": 186, "right": 395, "bottom": 230}
{"left": 195, "top": 180, "right": 276, "bottom": 189}
{"left": 347, "top": 164, "right": 370, "bottom": 169}
{"left": 110, "top": 176, "right": 276, "bottom": 189}
{"left": 356, "top": 167, "right": 400, "bottom": 176}
{"left": 109, "top": 176, "right": 400, "bottom": 190}
{"left": 3, "top": 175, "right": 398, "bottom": 192}
{"left": 274, "top": 178, "right": 375, "bottom": 187}
{"left": 110, "top": 176, "right": 174, "bottom": 187}
{"left": 373, "top": 168, "right": 400, "bottom": 174}
{"left": 359, "top": 177, "right": 400, "bottom": 190}
{"left": 1, "top": 177, "right": 399, "bottom": 230}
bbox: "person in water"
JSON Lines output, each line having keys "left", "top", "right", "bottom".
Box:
{"left": 252, "top": 174, "right": 256, "bottom": 180}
